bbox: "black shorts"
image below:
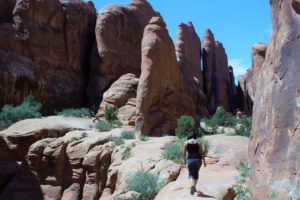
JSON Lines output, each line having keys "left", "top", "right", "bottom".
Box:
{"left": 187, "top": 158, "right": 202, "bottom": 179}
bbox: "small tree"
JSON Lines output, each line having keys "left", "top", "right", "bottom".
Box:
{"left": 104, "top": 105, "right": 118, "bottom": 122}
{"left": 175, "top": 115, "right": 198, "bottom": 138}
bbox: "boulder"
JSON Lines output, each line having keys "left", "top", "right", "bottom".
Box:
{"left": 87, "top": 0, "right": 158, "bottom": 106}
{"left": 97, "top": 73, "right": 139, "bottom": 125}
{"left": 135, "top": 17, "right": 196, "bottom": 136}
{"left": 0, "top": 0, "right": 96, "bottom": 113}
{"left": 249, "top": 0, "right": 300, "bottom": 199}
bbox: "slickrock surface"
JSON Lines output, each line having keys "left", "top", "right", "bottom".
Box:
{"left": 155, "top": 135, "right": 249, "bottom": 200}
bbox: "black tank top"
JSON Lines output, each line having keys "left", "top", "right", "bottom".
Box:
{"left": 186, "top": 139, "right": 201, "bottom": 159}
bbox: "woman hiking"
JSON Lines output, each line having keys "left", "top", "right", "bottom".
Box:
{"left": 184, "top": 132, "right": 206, "bottom": 195}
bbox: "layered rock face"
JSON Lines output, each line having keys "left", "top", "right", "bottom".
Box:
{"left": 0, "top": 117, "right": 181, "bottom": 200}
{"left": 236, "top": 43, "right": 267, "bottom": 114}
{"left": 175, "top": 22, "right": 207, "bottom": 116}
{"left": 202, "top": 29, "right": 235, "bottom": 114}
{"left": 249, "top": 0, "right": 300, "bottom": 199}
{"left": 87, "top": 0, "right": 158, "bottom": 106}
{"left": 0, "top": 0, "right": 96, "bottom": 113}
{"left": 135, "top": 17, "right": 198, "bottom": 136}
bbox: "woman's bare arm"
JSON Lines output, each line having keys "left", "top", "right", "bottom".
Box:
{"left": 184, "top": 143, "right": 187, "bottom": 164}
{"left": 198, "top": 143, "right": 206, "bottom": 167}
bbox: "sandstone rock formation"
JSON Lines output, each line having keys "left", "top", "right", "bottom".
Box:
{"left": 202, "top": 29, "right": 235, "bottom": 114}
{"left": 0, "top": 116, "right": 94, "bottom": 161}
{"left": 135, "top": 17, "right": 197, "bottom": 136}
{"left": 0, "top": 0, "right": 96, "bottom": 113}
{"left": 97, "top": 73, "right": 139, "bottom": 125}
{"left": 0, "top": 116, "right": 182, "bottom": 200}
{"left": 87, "top": 0, "right": 158, "bottom": 106}
{"left": 249, "top": 0, "right": 300, "bottom": 199}
{"left": 236, "top": 43, "right": 267, "bottom": 115}
{"left": 175, "top": 22, "right": 208, "bottom": 116}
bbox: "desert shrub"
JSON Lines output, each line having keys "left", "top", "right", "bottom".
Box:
{"left": 0, "top": 95, "right": 42, "bottom": 129}
{"left": 232, "top": 160, "right": 252, "bottom": 200}
{"left": 104, "top": 105, "right": 118, "bottom": 122}
{"left": 112, "top": 136, "right": 125, "bottom": 146}
{"left": 121, "top": 130, "right": 135, "bottom": 139}
{"left": 111, "top": 120, "right": 123, "bottom": 127}
{"left": 57, "top": 108, "right": 91, "bottom": 117}
{"left": 95, "top": 120, "right": 112, "bottom": 132}
{"left": 122, "top": 146, "right": 132, "bottom": 160}
{"left": 163, "top": 138, "right": 185, "bottom": 164}
{"left": 233, "top": 184, "right": 252, "bottom": 200}
{"left": 139, "top": 135, "right": 149, "bottom": 141}
{"left": 267, "top": 191, "right": 278, "bottom": 199}
{"left": 236, "top": 160, "right": 250, "bottom": 183}
{"left": 175, "top": 115, "right": 198, "bottom": 138}
{"left": 126, "top": 169, "right": 166, "bottom": 200}
{"left": 203, "top": 107, "right": 236, "bottom": 129}
{"left": 234, "top": 126, "right": 251, "bottom": 137}
{"left": 237, "top": 116, "right": 252, "bottom": 128}
{"left": 81, "top": 132, "right": 88, "bottom": 138}
{"left": 114, "top": 194, "right": 139, "bottom": 200}
{"left": 69, "top": 136, "right": 80, "bottom": 142}
{"left": 69, "top": 132, "right": 88, "bottom": 143}
{"left": 234, "top": 116, "right": 252, "bottom": 137}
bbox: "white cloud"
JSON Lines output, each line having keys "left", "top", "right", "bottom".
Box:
{"left": 228, "top": 58, "right": 250, "bottom": 84}
{"left": 228, "top": 58, "right": 250, "bottom": 76}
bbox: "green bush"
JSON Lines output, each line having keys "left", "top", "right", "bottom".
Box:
{"left": 121, "top": 130, "right": 135, "bottom": 139}
{"left": 126, "top": 169, "right": 166, "bottom": 200}
{"left": 163, "top": 138, "right": 185, "bottom": 164}
{"left": 114, "top": 194, "right": 139, "bottom": 200}
{"left": 95, "top": 120, "right": 112, "bottom": 132}
{"left": 122, "top": 146, "right": 132, "bottom": 160}
{"left": 232, "top": 184, "right": 252, "bottom": 200}
{"left": 81, "top": 132, "right": 88, "bottom": 138}
{"left": 175, "top": 115, "right": 198, "bottom": 138}
{"left": 236, "top": 161, "right": 250, "bottom": 183}
{"left": 57, "top": 108, "right": 91, "bottom": 117}
{"left": 112, "top": 136, "right": 125, "bottom": 146}
{"left": 232, "top": 160, "right": 252, "bottom": 200}
{"left": 139, "top": 135, "right": 149, "bottom": 141}
{"left": 104, "top": 105, "right": 118, "bottom": 122}
{"left": 234, "top": 126, "right": 251, "bottom": 137}
{"left": 69, "top": 132, "right": 88, "bottom": 143}
{"left": 0, "top": 95, "right": 42, "bottom": 129}
{"left": 111, "top": 120, "right": 123, "bottom": 127}
{"left": 234, "top": 116, "right": 252, "bottom": 137}
{"left": 203, "top": 107, "right": 236, "bottom": 129}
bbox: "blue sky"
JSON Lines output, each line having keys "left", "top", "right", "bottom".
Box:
{"left": 92, "top": 0, "right": 271, "bottom": 81}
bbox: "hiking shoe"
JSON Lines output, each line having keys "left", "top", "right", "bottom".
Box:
{"left": 190, "top": 186, "right": 195, "bottom": 195}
